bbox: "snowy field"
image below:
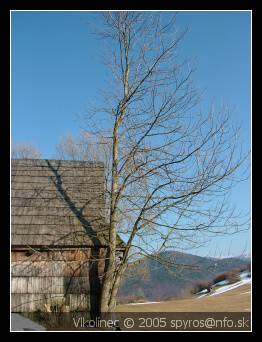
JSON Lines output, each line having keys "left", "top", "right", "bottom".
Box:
{"left": 197, "top": 272, "right": 251, "bottom": 299}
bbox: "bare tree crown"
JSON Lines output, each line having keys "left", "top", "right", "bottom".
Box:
{"left": 12, "top": 142, "right": 42, "bottom": 159}
{"left": 56, "top": 11, "right": 249, "bottom": 312}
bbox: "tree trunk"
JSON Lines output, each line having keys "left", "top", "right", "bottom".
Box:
{"left": 100, "top": 122, "right": 119, "bottom": 313}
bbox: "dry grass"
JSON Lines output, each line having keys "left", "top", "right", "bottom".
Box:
{"left": 116, "top": 283, "right": 251, "bottom": 312}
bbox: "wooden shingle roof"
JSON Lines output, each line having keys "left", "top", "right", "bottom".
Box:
{"left": 11, "top": 159, "right": 122, "bottom": 248}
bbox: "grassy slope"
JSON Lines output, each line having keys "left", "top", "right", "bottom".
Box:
{"left": 117, "top": 283, "right": 251, "bottom": 312}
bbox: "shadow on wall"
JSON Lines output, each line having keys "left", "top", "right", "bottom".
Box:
{"left": 46, "top": 160, "right": 106, "bottom": 319}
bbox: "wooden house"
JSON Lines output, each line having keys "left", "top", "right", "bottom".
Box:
{"left": 11, "top": 159, "right": 124, "bottom": 314}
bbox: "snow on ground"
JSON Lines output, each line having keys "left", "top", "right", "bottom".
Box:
{"left": 240, "top": 271, "right": 251, "bottom": 279}
{"left": 197, "top": 289, "right": 210, "bottom": 294}
{"left": 210, "top": 278, "right": 251, "bottom": 296}
{"left": 197, "top": 277, "right": 251, "bottom": 299}
{"left": 11, "top": 314, "right": 46, "bottom": 331}
{"left": 213, "top": 280, "right": 230, "bottom": 287}
{"left": 126, "top": 301, "right": 162, "bottom": 305}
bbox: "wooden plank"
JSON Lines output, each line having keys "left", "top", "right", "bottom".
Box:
{"left": 11, "top": 293, "right": 100, "bottom": 312}
{"left": 12, "top": 197, "right": 105, "bottom": 208}
{"left": 12, "top": 261, "right": 89, "bottom": 277}
{"left": 11, "top": 175, "right": 105, "bottom": 185}
{"left": 11, "top": 225, "right": 88, "bottom": 235}
{"left": 63, "top": 277, "right": 90, "bottom": 294}
{"left": 11, "top": 188, "right": 104, "bottom": 199}
{"left": 11, "top": 249, "right": 93, "bottom": 262}
{"left": 11, "top": 277, "right": 28, "bottom": 294}
{"left": 11, "top": 234, "right": 101, "bottom": 246}
{"left": 68, "top": 294, "right": 89, "bottom": 311}
{"left": 11, "top": 224, "right": 106, "bottom": 235}
{"left": 12, "top": 206, "right": 106, "bottom": 217}
{"left": 11, "top": 293, "right": 42, "bottom": 312}
{"left": 11, "top": 212, "right": 105, "bottom": 225}
{"left": 12, "top": 276, "right": 90, "bottom": 294}
{"left": 11, "top": 169, "right": 104, "bottom": 177}
{"left": 11, "top": 182, "right": 105, "bottom": 191}
{"left": 12, "top": 159, "right": 104, "bottom": 168}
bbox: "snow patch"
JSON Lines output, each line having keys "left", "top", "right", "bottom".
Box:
{"left": 213, "top": 280, "right": 230, "bottom": 287}
{"left": 197, "top": 289, "right": 210, "bottom": 294}
{"left": 240, "top": 271, "right": 251, "bottom": 279}
{"left": 197, "top": 277, "right": 251, "bottom": 299}
{"left": 210, "top": 278, "right": 251, "bottom": 296}
{"left": 126, "top": 301, "right": 162, "bottom": 305}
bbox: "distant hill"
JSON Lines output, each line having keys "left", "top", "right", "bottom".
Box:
{"left": 118, "top": 251, "right": 249, "bottom": 302}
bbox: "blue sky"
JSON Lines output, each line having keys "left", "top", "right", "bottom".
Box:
{"left": 11, "top": 11, "right": 251, "bottom": 257}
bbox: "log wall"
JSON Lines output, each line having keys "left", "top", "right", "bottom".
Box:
{"left": 11, "top": 248, "right": 107, "bottom": 312}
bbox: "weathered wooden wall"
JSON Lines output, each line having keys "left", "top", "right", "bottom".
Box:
{"left": 11, "top": 159, "right": 123, "bottom": 313}
{"left": 11, "top": 248, "right": 107, "bottom": 312}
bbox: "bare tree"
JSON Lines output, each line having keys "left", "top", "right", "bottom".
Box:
{"left": 12, "top": 142, "right": 42, "bottom": 159}
{"left": 61, "top": 12, "right": 249, "bottom": 313}
{"left": 56, "top": 131, "right": 111, "bottom": 165}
